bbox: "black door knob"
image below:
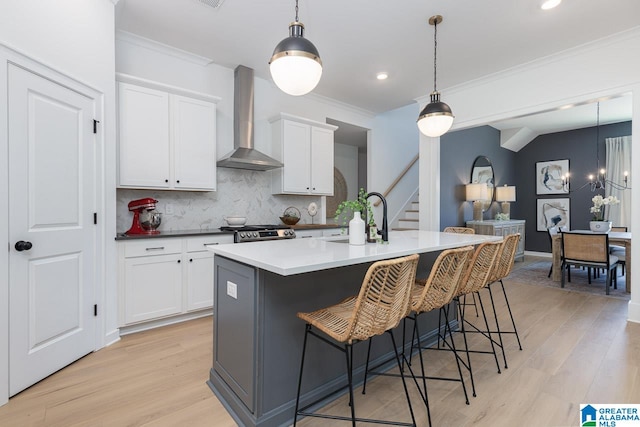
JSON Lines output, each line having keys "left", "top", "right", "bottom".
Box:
{"left": 15, "top": 241, "right": 32, "bottom": 251}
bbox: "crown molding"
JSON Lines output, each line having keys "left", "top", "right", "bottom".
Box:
{"left": 416, "top": 26, "right": 640, "bottom": 106}
{"left": 115, "top": 30, "right": 213, "bottom": 66}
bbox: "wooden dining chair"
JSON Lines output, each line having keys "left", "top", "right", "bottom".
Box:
{"left": 610, "top": 226, "right": 627, "bottom": 275}
{"left": 560, "top": 232, "right": 619, "bottom": 295}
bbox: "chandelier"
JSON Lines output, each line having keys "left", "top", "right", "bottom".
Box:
{"left": 563, "top": 102, "right": 630, "bottom": 192}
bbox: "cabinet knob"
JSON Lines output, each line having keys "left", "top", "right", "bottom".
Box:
{"left": 306, "top": 187, "right": 310, "bottom": 190}
{"left": 176, "top": 180, "right": 180, "bottom": 184}
{"left": 165, "top": 179, "right": 169, "bottom": 183}
{"left": 177, "top": 259, "right": 181, "bottom": 263}
{"left": 189, "top": 258, "right": 193, "bottom": 262}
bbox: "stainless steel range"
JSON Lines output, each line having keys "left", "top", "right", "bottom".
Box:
{"left": 220, "top": 224, "right": 296, "bottom": 243}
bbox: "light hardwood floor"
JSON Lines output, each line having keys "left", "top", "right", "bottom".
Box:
{"left": 0, "top": 257, "right": 638, "bottom": 426}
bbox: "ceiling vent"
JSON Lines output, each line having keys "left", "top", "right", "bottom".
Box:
{"left": 195, "top": 0, "right": 226, "bottom": 9}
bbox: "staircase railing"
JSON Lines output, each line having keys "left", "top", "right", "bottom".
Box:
{"left": 372, "top": 154, "right": 419, "bottom": 207}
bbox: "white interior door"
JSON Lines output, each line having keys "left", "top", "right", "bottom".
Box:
{"left": 8, "top": 64, "right": 96, "bottom": 396}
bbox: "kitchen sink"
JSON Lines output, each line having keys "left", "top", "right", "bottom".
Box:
{"left": 326, "top": 238, "right": 350, "bottom": 244}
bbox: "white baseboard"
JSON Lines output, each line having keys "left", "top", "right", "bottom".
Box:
{"left": 524, "top": 251, "right": 552, "bottom": 258}
{"left": 119, "top": 309, "right": 213, "bottom": 336}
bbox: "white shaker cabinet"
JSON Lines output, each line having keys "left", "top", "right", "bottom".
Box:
{"left": 117, "top": 74, "right": 220, "bottom": 191}
{"left": 270, "top": 113, "right": 338, "bottom": 195}
{"left": 117, "top": 234, "right": 233, "bottom": 332}
{"left": 120, "top": 238, "right": 183, "bottom": 325}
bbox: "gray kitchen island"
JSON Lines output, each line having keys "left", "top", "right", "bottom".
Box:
{"left": 206, "top": 230, "right": 500, "bottom": 427}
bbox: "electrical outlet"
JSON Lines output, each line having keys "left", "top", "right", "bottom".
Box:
{"left": 165, "top": 203, "right": 174, "bottom": 215}
{"left": 226, "top": 281, "right": 237, "bottom": 299}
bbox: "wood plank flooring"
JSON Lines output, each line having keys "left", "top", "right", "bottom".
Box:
{"left": 0, "top": 256, "right": 638, "bottom": 426}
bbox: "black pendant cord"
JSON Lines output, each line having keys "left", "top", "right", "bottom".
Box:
{"left": 595, "top": 102, "right": 600, "bottom": 177}
{"left": 433, "top": 19, "right": 438, "bottom": 92}
{"left": 294, "top": 0, "right": 299, "bottom": 22}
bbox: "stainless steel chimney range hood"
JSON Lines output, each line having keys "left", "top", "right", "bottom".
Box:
{"left": 217, "top": 65, "right": 283, "bottom": 171}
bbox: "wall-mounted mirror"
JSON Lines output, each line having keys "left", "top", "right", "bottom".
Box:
{"left": 470, "top": 155, "right": 494, "bottom": 210}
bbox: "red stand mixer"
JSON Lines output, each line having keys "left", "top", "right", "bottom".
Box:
{"left": 125, "top": 198, "right": 161, "bottom": 235}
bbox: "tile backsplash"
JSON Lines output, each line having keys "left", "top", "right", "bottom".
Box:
{"left": 116, "top": 168, "right": 322, "bottom": 233}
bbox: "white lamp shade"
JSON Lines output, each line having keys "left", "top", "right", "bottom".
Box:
{"left": 269, "top": 55, "right": 322, "bottom": 96}
{"left": 417, "top": 113, "right": 454, "bottom": 137}
{"left": 466, "top": 183, "right": 488, "bottom": 201}
{"left": 496, "top": 185, "right": 516, "bottom": 202}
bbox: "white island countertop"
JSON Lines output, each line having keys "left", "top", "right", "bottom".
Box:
{"left": 206, "top": 230, "right": 502, "bottom": 276}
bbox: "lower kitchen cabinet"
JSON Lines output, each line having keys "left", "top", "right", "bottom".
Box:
{"left": 123, "top": 252, "right": 183, "bottom": 324}
{"left": 117, "top": 234, "right": 233, "bottom": 331}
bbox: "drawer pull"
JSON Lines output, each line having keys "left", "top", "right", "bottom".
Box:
{"left": 145, "top": 246, "right": 165, "bottom": 251}
{"left": 329, "top": 233, "right": 341, "bottom": 236}
{"left": 204, "top": 242, "right": 219, "bottom": 246}
{"left": 300, "top": 235, "right": 312, "bottom": 239}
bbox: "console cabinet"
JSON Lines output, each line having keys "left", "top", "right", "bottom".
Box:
{"left": 117, "top": 74, "right": 220, "bottom": 191}
{"left": 466, "top": 219, "right": 526, "bottom": 261}
{"left": 117, "top": 234, "right": 233, "bottom": 331}
{"left": 270, "top": 113, "right": 338, "bottom": 195}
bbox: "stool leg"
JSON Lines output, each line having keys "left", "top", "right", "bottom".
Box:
{"left": 456, "top": 297, "right": 477, "bottom": 397}
{"left": 388, "top": 330, "right": 418, "bottom": 427}
{"left": 500, "top": 279, "right": 523, "bottom": 350}
{"left": 476, "top": 292, "right": 501, "bottom": 374}
{"left": 362, "top": 338, "right": 373, "bottom": 395}
{"left": 486, "top": 285, "right": 508, "bottom": 369}
{"left": 293, "top": 324, "right": 311, "bottom": 427}
{"left": 344, "top": 343, "right": 356, "bottom": 426}
{"left": 412, "top": 318, "right": 431, "bottom": 413}
{"left": 441, "top": 304, "right": 470, "bottom": 405}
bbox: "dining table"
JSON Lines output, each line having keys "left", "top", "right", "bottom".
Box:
{"left": 551, "top": 230, "right": 632, "bottom": 292}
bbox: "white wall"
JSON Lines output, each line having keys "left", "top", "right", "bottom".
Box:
{"left": 0, "top": 0, "right": 117, "bottom": 406}
{"left": 334, "top": 143, "right": 359, "bottom": 202}
{"left": 370, "top": 103, "right": 421, "bottom": 225}
{"left": 115, "top": 32, "right": 376, "bottom": 230}
{"left": 418, "top": 27, "right": 640, "bottom": 322}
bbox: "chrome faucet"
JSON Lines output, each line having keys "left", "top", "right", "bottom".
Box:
{"left": 365, "top": 192, "right": 388, "bottom": 242}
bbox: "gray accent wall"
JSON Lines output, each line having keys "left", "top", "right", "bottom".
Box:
{"left": 517, "top": 121, "right": 631, "bottom": 252}
{"left": 439, "top": 121, "right": 632, "bottom": 253}
{"left": 440, "top": 126, "right": 518, "bottom": 229}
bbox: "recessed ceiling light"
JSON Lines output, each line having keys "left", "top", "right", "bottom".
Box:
{"left": 541, "top": 0, "right": 561, "bottom": 10}
{"left": 376, "top": 72, "right": 388, "bottom": 80}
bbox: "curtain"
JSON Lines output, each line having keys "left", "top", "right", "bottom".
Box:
{"left": 605, "top": 136, "right": 632, "bottom": 230}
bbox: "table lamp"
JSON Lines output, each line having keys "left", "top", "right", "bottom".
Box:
{"left": 466, "top": 183, "right": 489, "bottom": 221}
{"left": 496, "top": 185, "right": 516, "bottom": 219}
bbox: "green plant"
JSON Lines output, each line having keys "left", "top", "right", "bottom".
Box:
{"left": 334, "top": 188, "right": 375, "bottom": 227}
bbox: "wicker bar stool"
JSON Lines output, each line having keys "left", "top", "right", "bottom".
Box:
{"left": 443, "top": 226, "right": 475, "bottom": 234}
{"left": 465, "top": 234, "right": 523, "bottom": 370}
{"left": 360, "top": 247, "right": 475, "bottom": 427}
{"left": 408, "top": 246, "right": 475, "bottom": 416}
{"left": 293, "top": 254, "right": 419, "bottom": 426}
{"left": 452, "top": 241, "right": 502, "bottom": 397}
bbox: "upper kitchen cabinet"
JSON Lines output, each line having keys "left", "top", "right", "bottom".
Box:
{"left": 270, "top": 113, "right": 338, "bottom": 195}
{"left": 117, "top": 74, "right": 220, "bottom": 191}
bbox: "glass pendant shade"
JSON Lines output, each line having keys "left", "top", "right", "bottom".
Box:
{"left": 269, "top": 22, "right": 322, "bottom": 96}
{"left": 417, "top": 91, "right": 454, "bottom": 137}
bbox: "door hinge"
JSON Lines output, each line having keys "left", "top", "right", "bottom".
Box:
{"left": 94, "top": 304, "right": 98, "bottom": 316}
{"left": 94, "top": 213, "right": 97, "bottom": 224}
{"left": 93, "top": 119, "right": 100, "bottom": 134}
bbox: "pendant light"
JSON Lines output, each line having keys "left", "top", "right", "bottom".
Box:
{"left": 269, "top": 0, "right": 322, "bottom": 96}
{"left": 417, "top": 15, "right": 454, "bottom": 137}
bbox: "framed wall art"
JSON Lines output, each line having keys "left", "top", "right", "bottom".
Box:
{"left": 536, "top": 159, "right": 569, "bottom": 195}
{"left": 537, "top": 198, "right": 570, "bottom": 231}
